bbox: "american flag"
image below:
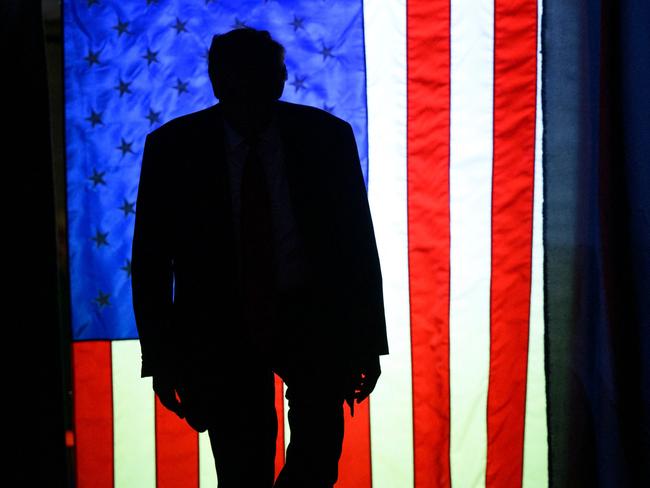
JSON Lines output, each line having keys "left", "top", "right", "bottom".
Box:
{"left": 64, "top": 0, "right": 546, "bottom": 486}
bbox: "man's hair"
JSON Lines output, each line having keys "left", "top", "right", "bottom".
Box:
{"left": 208, "top": 27, "right": 288, "bottom": 101}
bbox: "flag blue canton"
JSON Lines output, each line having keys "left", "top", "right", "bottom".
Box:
{"left": 64, "top": 0, "right": 369, "bottom": 341}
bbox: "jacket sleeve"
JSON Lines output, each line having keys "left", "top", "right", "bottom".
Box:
{"left": 334, "top": 121, "right": 389, "bottom": 357}
{"left": 131, "top": 131, "right": 176, "bottom": 378}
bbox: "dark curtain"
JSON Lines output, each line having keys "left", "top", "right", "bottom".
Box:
{"left": 2, "top": 1, "right": 68, "bottom": 486}
{"left": 544, "top": 0, "right": 650, "bottom": 486}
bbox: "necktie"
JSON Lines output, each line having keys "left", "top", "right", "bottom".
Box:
{"left": 240, "top": 135, "right": 276, "bottom": 354}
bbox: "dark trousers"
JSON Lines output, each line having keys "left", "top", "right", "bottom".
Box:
{"left": 204, "top": 351, "right": 346, "bottom": 488}
{"left": 272, "top": 357, "right": 346, "bottom": 488}
{"left": 208, "top": 282, "right": 344, "bottom": 488}
{"left": 272, "top": 286, "right": 347, "bottom": 487}
{"left": 205, "top": 357, "right": 277, "bottom": 488}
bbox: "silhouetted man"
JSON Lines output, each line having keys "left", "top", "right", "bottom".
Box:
{"left": 131, "top": 27, "right": 389, "bottom": 487}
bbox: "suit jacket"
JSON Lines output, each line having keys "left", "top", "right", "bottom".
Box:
{"left": 131, "top": 100, "right": 389, "bottom": 379}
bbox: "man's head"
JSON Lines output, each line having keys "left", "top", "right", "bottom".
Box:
{"left": 208, "top": 27, "right": 288, "bottom": 136}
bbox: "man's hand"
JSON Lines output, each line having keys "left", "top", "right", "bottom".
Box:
{"left": 153, "top": 372, "right": 211, "bottom": 433}
{"left": 153, "top": 374, "right": 185, "bottom": 419}
{"left": 343, "top": 355, "right": 382, "bottom": 416}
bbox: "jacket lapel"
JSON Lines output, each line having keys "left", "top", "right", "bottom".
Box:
{"left": 276, "top": 102, "right": 309, "bottom": 235}
{"left": 202, "top": 103, "right": 233, "bottom": 223}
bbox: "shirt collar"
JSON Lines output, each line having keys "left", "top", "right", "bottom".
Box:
{"left": 222, "top": 110, "right": 279, "bottom": 149}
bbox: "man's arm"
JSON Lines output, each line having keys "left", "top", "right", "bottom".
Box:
{"left": 131, "top": 131, "right": 176, "bottom": 379}
{"left": 334, "top": 121, "right": 389, "bottom": 358}
{"left": 333, "top": 121, "right": 387, "bottom": 416}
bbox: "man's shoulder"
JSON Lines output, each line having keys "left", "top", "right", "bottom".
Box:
{"left": 145, "top": 100, "right": 351, "bottom": 143}
{"left": 277, "top": 100, "right": 350, "bottom": 131}
{"left": 146, "top": 104, "right": 218, "bottom": 142}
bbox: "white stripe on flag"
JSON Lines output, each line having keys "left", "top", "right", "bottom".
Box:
{"left": 283, "top": 382, "right": 290, "bottom": 457}
{"left": 448, "top": 0, "right": 495, "bottom": 485}
{"left": 199, "top": 431, "right": 217, "bottom": 487}
{"left": 363, "top": 1, "right": 415, "bottom": 487}
{"left": 522, "top": 1, "right": 549, "bottom": 485}
{"left": 112, "top": 340, "right": 156, "bottom": 488}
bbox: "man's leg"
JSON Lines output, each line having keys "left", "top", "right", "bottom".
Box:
{"left": 206, "top": 361, "right": 277, "bottom": 488}
{"left": 273, "top": 360, "right": 346, "bottom": 488}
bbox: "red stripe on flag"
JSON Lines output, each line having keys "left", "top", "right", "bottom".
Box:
{"left": 407, "top": 1, "right": 452, "bottom": 487}
{"left": 337, "top": 399, "right": 373, "bottom": 488}
{"left": 487, "top": 0, "right": 538, "bottom": 486}
{"left": 274, "top": 373, "right": 285, "bottom": 482}
{"left": 155, "top": 396, "right": 199, "bottom": 487}
{"left": 72, "top": 341, "right": 113, "bottom": 488}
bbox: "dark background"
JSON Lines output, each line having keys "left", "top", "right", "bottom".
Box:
{"left": 3, "top": 1, "right": 70, "bottom": 486}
